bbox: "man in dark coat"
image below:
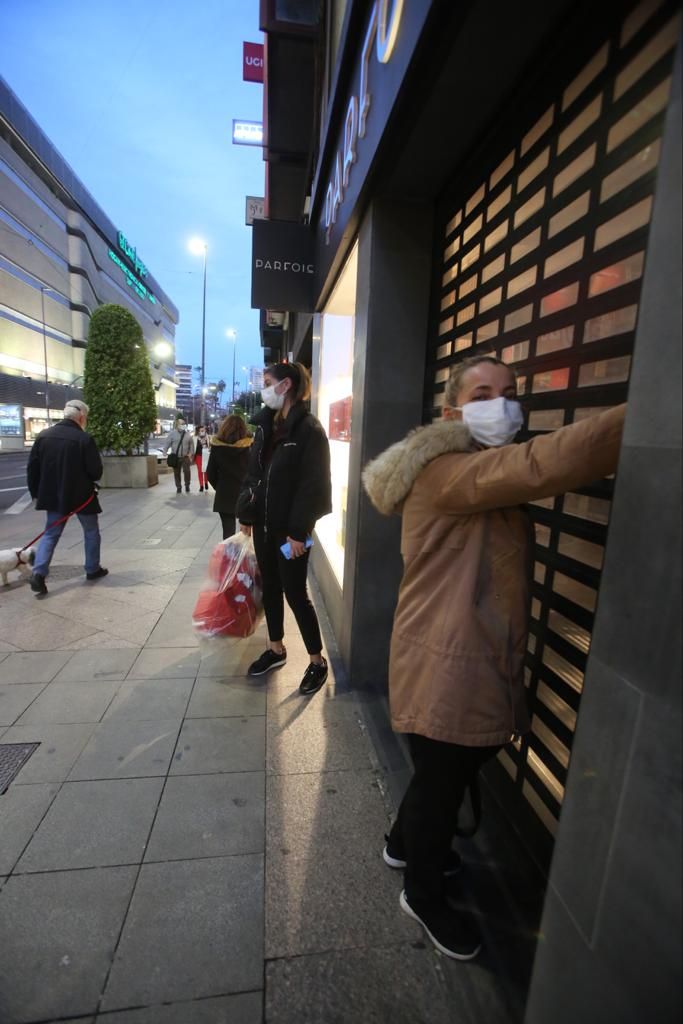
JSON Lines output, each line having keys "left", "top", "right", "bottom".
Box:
{"left": 26, "top": 399, "right": 107, "bottom": 596}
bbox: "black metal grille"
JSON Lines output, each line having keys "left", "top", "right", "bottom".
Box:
{"left": 0, "top": 743, "right": 40, "bottom": 794}
{"left": 427, "top": 0, "right": 680, "bottom": 867}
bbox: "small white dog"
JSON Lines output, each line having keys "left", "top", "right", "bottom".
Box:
{"left": 0, "top": 546, "right": 36, "bottom": 586}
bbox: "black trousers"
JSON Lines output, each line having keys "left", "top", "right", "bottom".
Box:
{"left": 219, "top": 513, "right": 236, "bottom": 540}
{"left": 389, "top": 734, "right": 501, "bottom": 906}
{"left": 253, "top": 524, "right": 322, "bottom": 655}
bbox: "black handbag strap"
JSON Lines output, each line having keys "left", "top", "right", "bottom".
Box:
{"left": 175, "top": 431, "right": 185, "bottom": 457}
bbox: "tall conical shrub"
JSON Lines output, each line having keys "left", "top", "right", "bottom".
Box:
{"left": 83, "top": 304, "right": 157, "bottom": 453}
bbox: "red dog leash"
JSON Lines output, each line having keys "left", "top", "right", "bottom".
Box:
{"left": 19, "top": 493, "right": 97, "bottom": 554}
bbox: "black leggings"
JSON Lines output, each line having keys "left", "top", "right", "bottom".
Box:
{"left": 219, "top": 513, "right": 236, "bottom": 540}
{"left": 252, "top": 524, "right": 322, "bottom": 655}
{"left": 389, "top": 734, "right": 501, "bottom": 905}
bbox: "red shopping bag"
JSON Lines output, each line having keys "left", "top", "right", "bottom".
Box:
{"left": 192, "top": 533, "right": 263, "bottom": 639}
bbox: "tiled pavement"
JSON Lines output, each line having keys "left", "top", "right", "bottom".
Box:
{"left": 0, "top": 472, "right": 529, "bottom": 1023}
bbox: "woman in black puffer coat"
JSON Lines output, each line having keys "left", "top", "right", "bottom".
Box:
{"left": 237, "top": 362, "right": 332, "bottom": 697}
{"left": 206, "top": 415, "right": 252, "bottom": 538}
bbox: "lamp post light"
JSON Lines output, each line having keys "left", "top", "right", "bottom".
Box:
{"left": 188, "top": 238, "right": 208, "bottom": 424}
{"left": 153, "top": 341, "right": 173, "bottom": 364}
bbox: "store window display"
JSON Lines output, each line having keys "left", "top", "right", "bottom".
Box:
{"left": 314, "top": 243, "right": 357, "bottom": 585}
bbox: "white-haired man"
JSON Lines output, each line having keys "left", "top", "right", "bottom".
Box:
{"left": 26, "top": 400, "right": 108, "bottom": 596}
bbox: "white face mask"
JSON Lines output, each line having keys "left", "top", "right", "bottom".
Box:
{"left": 261, "top": 383, "right": 285, "bottom": 410}
{"left": 459, "top": 396, "right": 524, "bottom": 447}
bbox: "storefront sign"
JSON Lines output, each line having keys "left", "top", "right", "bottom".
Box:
{"left": 108, "top": 249, "right": 157, "bottom": 305}
{"left": 232, "top": 119, "right": 264, "bottom": 146}
{"left": 243, "top": 42, "right": 264, "bottom": 83}
{"left": 323, "top": 0, "right": 405, "bottom": 242}
{"left": 117, "top": 231, "right": 148, "bottom": 278}
{"left": 312, "top": 0, "right": 432, "bottom": 295}
{"left": 245, "top": 196, "right": 266, "bottom": 225}
{"left": 251, "top": 220, "right": 315, "bottom": 313}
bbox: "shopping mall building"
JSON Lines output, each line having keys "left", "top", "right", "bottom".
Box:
{"left": 0, "top": 77, "right": 179, "bottom": 449}
{"left": 254, "top": 0, "right": 681, "bottom": 1019}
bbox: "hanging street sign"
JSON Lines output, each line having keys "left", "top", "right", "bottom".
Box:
{"left": 245, "top": 196, "right": 266, "bottom": 225}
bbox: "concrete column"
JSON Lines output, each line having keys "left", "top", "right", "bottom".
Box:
{"left": 525, "top": 37, "right": 682, "bottom": 1024}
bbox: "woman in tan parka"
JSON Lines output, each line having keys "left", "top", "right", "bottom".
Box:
{"left": 362, "top": 354, "right": 625, "bottom": 961}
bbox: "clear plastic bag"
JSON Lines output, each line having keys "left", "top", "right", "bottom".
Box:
{"left": 192, "top": 532, "right": 263, "bottom": 639}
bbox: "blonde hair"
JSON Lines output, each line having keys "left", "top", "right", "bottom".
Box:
{"left": 444, "top": 355, "right": 512, "bottom": 407}
{"left": 266, "top": 361, "right": 311, "bottom": 403}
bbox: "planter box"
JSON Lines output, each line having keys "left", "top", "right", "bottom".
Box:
{"left": 99, "top": 455, "right": 158, "bottom": 488}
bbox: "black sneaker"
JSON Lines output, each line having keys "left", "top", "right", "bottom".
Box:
{"left": 248, "top": 647, "right": 287, "bottom": 676}
{"left": 177, "top": 488, "right": 182, "bottom": 494}
{"left": 299, "top": 657, "right": 328, "bottom": 696}
{"left": 399, "top": 891, "right": 481, "bottom": 960}
{"left": 30, "top": 572, "right": 47, "bottom": 596}
{"left": 86, "top": 567, "right": 109, "bottom": 581}
{"left": 383, "top": 834, "right": 462, "bottom": 876}
{"left": 185, "top": 486, "right": 190, "bottom": 493}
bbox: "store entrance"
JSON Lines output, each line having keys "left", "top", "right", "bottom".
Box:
{"left": 428, "top": 0, "right": 679, "bottom": 869}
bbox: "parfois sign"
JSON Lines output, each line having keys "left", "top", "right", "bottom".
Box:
{"left": 251, "top": 220, "right": 315, "bottom": 313}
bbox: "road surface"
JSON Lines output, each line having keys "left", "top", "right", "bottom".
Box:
{"left": 0, "top": 450, "right": 30, "bottom": 512}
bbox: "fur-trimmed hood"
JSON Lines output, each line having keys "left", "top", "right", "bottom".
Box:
{"left": 362, "top": 420, "right": 473, "bottom": 516}
{"left": 210, "top": 437, "right": 252, "bottom": 449}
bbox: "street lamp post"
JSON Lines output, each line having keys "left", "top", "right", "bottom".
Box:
{"left": 226, "top": 329, "right": 237, "bottom": 411}
{"left": 189, "top": 238, "right": 208, "bottom": 425}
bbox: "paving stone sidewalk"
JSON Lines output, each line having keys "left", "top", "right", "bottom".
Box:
{"left": 0, "top": 474, "right": 523, "bottom": 1024}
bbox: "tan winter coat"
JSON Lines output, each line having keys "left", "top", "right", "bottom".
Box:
{"left": 362, "top": 405, "right": 625, "bottom": 747}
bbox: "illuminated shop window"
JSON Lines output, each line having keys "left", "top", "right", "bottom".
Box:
{"left": 316, "top": 242, "right": 358, "bottom": 586}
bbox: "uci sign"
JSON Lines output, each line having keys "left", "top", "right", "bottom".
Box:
{"left": 323, "top": 0, "right": 404, "bottom": 242}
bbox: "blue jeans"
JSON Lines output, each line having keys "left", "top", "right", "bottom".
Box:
{"left": 34, "top": 511, "right": 101, "bottom": 578}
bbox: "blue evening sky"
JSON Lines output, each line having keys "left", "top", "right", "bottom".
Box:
{"left": 1, "top": 0, "right": 265, "bottom": 389}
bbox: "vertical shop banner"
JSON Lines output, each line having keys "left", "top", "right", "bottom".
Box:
{"left": 243, "top": 42, "right": 264, "bottom": 83}
{"left": 245, "top": 196, "right": 265, "bottom": 225}
{"left": 251, "top": 220, "right": 315, "bottom": 313}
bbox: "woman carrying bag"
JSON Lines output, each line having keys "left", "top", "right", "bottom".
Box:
{"left": 237, "top": 362, "right": 332, "bottom": 697}
{"left": 363, "top": 354, "right": 625, "bottom": 962}
{"left": 206, "top": 415, "right": 252, "bottom": 539}
{"left": 195, "top": 425, "right": 210, "bottom": 492}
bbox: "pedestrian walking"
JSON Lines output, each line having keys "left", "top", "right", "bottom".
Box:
{"left": 195, "top": 425, "right": 210, "bottom": 492}
{"left": 205, "top": 415, "right": 252, "bottom": 539}
{"left": 237, "top": 362, "right": 332, "bottom": 697}
{"left": 26, "top": 399, "right": 108, "bottom": 597}
{"left": 164, "top": 415, "right": 194, "bottom": 493}
{"left": 362, "top": 354, "right": 625, "bottom": 961}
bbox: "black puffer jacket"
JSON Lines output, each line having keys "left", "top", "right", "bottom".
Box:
{"left": 206, "top": 437, "right": 252, "bottom": 514}
{"left": 237, "top": 404, "right": 331, "bottom": 540}
{"left": 27, "top": 418, "right": 103, "bottom": 514}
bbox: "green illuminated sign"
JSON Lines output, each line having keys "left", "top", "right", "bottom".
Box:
{"left": 117, "top": 231, "right": 148, "bottom": 278}
{"left": 108, "top": 248, "right": 157, "bottom": 305}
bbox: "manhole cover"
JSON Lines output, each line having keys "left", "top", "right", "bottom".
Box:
{"left": 0, "top": 743, "right": 40, "bottom": 794}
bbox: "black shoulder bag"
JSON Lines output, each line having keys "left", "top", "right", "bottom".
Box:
{"left": 167, "top": 432, "right": 185, "bottom": 468}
